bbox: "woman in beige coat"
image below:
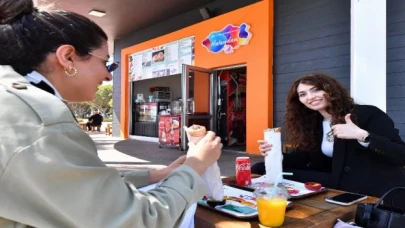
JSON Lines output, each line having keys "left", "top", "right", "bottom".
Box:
{"left": 0, "top": 0, "right": 222, "bottom": 227}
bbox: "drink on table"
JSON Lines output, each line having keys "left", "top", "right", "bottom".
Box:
{"left": 254, "top": 184, "right": 290, "bottom": 227}
{"left": 263, "top": 128, "right": 283, "bottom": 184}
{"left": 235, "top": 157, "right": 252, "bottom": 186}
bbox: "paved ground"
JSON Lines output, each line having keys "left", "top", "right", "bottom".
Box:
{"left": 90, "top": 132, "right": 263, "bottom": 177}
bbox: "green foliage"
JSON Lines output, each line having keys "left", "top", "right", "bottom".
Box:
{"left": 87, "top": 84, "right": 113, "bottom": 115}
{"left": 68, "top": 102, "right": 90, "bottom": 118}
{"left": 109, "top": 98, "right": 113, "bottom": 109}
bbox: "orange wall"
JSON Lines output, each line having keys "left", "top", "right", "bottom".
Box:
{"left": 193, "top": 71, "right": 210, "bottom": 113}
{"left": 121, "top": 0, "right": 274, "bottom": 154}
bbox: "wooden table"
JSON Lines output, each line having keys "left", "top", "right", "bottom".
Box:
{"left": 105, "top": 123, "right": 113, "bottom": 136}
{"left": 78, "top": 122, "right": 87, "bottom": 131}
{"left": 195, "top": 176, "right": 379, "bottom": 228}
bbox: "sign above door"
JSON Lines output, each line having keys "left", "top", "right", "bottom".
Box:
{"left": 202, "top": 23, "right": 252, "bottom": 54}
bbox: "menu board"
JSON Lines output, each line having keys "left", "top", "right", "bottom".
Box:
{"left": 129, "top": 36, "right": 195, "bottom": 81}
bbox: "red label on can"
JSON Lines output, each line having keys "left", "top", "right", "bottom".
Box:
{"left": 235, "top": 157, "right": 252, "bottom": 186}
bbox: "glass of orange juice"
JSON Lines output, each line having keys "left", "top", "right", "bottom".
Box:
{"left": 254, "top": 184, "right": 290, "bottom": 227}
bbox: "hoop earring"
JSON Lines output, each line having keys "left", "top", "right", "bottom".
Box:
{"left": 64, "top": 66, "right": 77, "bottom": 77}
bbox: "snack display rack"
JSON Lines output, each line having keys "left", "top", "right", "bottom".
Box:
{"left": 158, "top": 115, "right": 182, "bottom": 150}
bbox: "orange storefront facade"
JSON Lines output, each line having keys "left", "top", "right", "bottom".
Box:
{"left": 120, "top": 0, "right": 274, "bottom": 154}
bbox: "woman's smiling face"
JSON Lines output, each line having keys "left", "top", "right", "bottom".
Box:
{"left": 297, "top": 83, "right": 329, "bottom": 112}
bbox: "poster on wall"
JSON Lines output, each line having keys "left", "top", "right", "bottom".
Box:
{"left": 129, "top": 36, "right": 195, "bottom": 81}
{"left": 202, "top": 23, "right": 252, "bottom": 54}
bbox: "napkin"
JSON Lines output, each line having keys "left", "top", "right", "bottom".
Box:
{"left": 333, "top": 219, "right": 362, "bottom": 228}
{"left": 184, "top": 127, "right": 224, "bottom": 201}
{"left": 264, "top": 128, "right": 283, "bottom": 184}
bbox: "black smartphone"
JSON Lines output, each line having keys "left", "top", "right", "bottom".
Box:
{"left": 325, "top": 192, "right": 367, "bottom": 206}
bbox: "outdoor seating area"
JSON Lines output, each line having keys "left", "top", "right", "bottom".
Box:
{"left": 93, "top": 135, "right": 397, "bottom": 228}
{"left": 105, "top": 123, "right": 113, "bottom": 136}
{"left": 78, "top": 122, "right": 86, "bottom": 131}
{"left": 78, "top": 121, "right": 112, "bottom": 135}
{"left": 91, "top": 125, "right": 101, "bottom": 132}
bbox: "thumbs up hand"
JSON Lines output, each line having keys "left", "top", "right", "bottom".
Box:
{"left": 331, "top": 114, "right": 369, "bottom": 141}
{"left": 344, "top": 113, "right": 354, "bottom": 124}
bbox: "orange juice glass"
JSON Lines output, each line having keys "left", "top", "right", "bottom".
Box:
{"left": 254, "top": 184, "right": 290, "bottom": 227}
{"left": 256, "top": 196, "right": 287, "bottom": 227}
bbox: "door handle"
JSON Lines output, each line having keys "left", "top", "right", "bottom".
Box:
{"left": 218, "top": 112, "right": 227, "bottom": 119}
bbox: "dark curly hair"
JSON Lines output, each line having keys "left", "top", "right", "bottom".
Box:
{"left": 284, "top": 73, "right": 356, "bottom": 151}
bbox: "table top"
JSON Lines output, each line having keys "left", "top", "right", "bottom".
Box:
{"left": 195, "top": 176, "right": 379, "bottom": 228}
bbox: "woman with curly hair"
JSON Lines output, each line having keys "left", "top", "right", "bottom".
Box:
{"left": 251, "top": 73, "right": 405, "bottom": 198}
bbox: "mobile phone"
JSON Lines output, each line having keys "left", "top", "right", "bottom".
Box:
{"left": 325, "top": 192, "right": 367, "bottom": 206}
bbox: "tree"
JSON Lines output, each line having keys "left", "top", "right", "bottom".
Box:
{"left": 88, "top": 84, "right": 113, "bottom": 115}
{"left": 109, "top": 98, "right": 113, "bottom": 111}
{"left": 69, "top": 102, "right": 90, "bottom": 118}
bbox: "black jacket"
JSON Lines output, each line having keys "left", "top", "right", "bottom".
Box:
{"left": 89, "top": 114, "right": 103, "bottom": 126}
{"left": 278, "top": 105, "right": 405, "bottom": 198}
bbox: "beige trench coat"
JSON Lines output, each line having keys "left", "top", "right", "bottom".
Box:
{"left": 0, "top": 66, "right": 206, "bottom": 228}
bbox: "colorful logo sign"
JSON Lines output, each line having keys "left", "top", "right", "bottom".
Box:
{"left": 202, "top": 23, "right": 252, "bottom": 54}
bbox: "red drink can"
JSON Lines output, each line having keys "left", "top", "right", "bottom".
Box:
{"left": 235, "top": 157, "right": 252, "bottom": 186}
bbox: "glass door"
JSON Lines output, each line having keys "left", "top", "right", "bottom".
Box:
{"left": 181, "top": 64, "right": 217, "bottom": 150}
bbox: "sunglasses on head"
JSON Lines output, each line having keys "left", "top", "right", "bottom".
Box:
{"left": 88, "top": 52, "right": 119, "bottom": 72}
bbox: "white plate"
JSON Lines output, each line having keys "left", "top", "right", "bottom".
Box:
{"left": 251, "top": 175, "right": 326, "bottom": 198}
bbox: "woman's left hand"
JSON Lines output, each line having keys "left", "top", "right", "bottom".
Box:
{"left": 149, "top": 155, "right": 187, "bottom": 184}
{"left": 167, "top": 155, "right": 187, "bottom": 172}
{"left": 331, "top": 114, "right": 369, "bottom": 141}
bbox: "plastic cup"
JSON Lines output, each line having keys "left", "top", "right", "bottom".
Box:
{"left": 254, "top": 184, "right": 290, "bottom": 227}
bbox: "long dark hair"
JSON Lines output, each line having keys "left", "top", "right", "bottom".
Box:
{"left": 0, "top": 0, "right": 108, "bottom": 75}
{"left": 284, "top": 73, "right": 356, "bottom": 151}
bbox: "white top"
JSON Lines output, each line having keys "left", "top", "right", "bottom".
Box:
{"left": 321, "top": 120, "right": 334, "bottom": 157}
{"left": 25, "top": 71, "right": 63, "bottom": 99}
{"left": 321, "top": 120, "right": 370, "bottom": 157}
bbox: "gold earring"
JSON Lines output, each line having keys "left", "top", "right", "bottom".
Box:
{"left": 64, "top": 66, "right": 77, "bottom": 77}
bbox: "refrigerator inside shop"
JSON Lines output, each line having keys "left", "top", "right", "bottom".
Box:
{"left": 132, "top": 101, "right": 170, "bottom": 137}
